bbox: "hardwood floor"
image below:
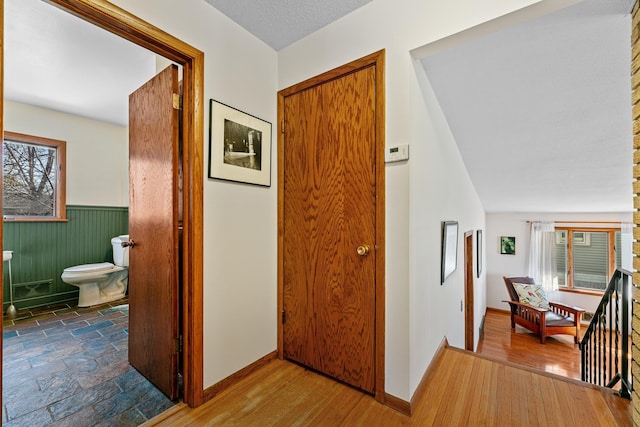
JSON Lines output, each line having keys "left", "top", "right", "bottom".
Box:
{"left": 477, "top": 308, "right": 582, "bottom": 379}
{"left": 142, "top": 309, "right": 631, "bottom": 426}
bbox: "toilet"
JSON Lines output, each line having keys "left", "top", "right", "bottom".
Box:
{"left": 61, "top": 235, "right": 130, "bottom": 307}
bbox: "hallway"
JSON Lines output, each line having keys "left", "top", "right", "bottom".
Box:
{"left": 2, "top": 300, "right": 176, "bottom": 426}
{"left": 142, "top": 309, "right": 631, "bottom": 426}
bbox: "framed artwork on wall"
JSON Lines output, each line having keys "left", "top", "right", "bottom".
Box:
{"left": 477, "top": 230, "right": 482, "bottom": 278}
{"left": 208, "top": 99, "right": 272, "bottom": 186}
{"left": 441, "top": 221, "right": 459, "bottom": 284}
{"left": 500, "top": 236, "right": 516, "bottom": 255}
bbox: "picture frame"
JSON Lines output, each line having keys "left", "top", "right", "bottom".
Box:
{"left": 208, "top": 99, "right": 272, "bottom": 186}
{"left": 500, "top": 236, "right": 516, "bottom": 255}
{"left": 477, "top": 230, "right": 482, "bottom": 278}
{"left": 441, "top": 221, "right": 459, "bottom": 284}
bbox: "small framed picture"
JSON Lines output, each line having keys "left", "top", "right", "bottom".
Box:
{"left": 477, "top": 230, "right": 482, "bottom": 277}
{"left": 208, "top": 99, "right": 272, "bottom": 186}
{"left": 500, "top": 236, "right": 516, "bottom": 255}
{"left": 441, "top": 221, "right": 459, "bottom": 284}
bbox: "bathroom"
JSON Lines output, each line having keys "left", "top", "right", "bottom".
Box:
{"left": 1, "top": 2, "right": 181, "bottom": 423}
{"left": 2, "top": 100, "right": 132, "bottom": 314}
{"left": 2, "top": 0, "right": 167, "bottom": 313}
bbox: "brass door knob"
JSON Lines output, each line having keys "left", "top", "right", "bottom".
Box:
{"left": 356, "top": 245, "right": 370, "bottom": 256}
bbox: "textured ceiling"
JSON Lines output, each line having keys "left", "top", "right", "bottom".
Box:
{"left": 203, "top": 0, "right": 373, "bottom": 50}
{"left": 421, "top": 0, "right": 633, "bottom": 213}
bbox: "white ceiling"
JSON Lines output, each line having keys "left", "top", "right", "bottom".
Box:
{"left": 4, "top": 0, "right": 157, "bottom": 127}
{"left": 421, "top": 0, "right": 634, "bottom": 213}
{"left": 3, "top": 0, "right": 635, "bottom": 214}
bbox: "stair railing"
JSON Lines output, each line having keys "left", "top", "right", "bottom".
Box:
{"left": 579, "top": 268, "right": 632, "bottom": 399}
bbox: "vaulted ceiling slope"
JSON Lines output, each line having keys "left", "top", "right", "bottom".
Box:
{"left": 421, "top": 0, "right": 634, "bottom": 213}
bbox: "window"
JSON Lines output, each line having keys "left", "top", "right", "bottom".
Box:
{"left": 555, "top": 227, "right": 620, "bottom": 291}
{"left": 3, "top": 131, "right": 66, "bottom": 221}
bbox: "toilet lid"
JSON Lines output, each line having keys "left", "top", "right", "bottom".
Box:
{"left": 63, "top": 262, "right": 115, "bottom": 274}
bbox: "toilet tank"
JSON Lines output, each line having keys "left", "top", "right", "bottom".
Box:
{"left": 112, "top": 235, "right": 130, "bottom": 267}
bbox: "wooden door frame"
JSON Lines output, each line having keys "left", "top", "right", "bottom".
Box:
{"left": 1, "top": 0, "right": 205, "bottom": 407}
{"left": 276, "top": 50, "right": 386, "bottom": 401}
{"left": 464, "top": 230, "right": 474, "bottom": 351}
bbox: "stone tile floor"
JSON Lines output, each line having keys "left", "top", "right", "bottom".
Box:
{"left": 2, "top": 299, "right": 177, "bottom": 426}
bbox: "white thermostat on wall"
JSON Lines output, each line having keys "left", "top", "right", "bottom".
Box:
{"left": 385, "top": 144, "right": 409, "bottom": 163}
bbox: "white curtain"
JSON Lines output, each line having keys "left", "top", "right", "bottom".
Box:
{"left": 527, "top": 221, "right": 557, "bottom": 292}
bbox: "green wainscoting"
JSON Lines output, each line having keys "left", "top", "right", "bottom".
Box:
{"left": 2, "top": 205, "right": 128, "bottom": 310}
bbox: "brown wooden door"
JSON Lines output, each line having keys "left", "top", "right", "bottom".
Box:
{"left": 282, "top": 65, "right": 377, "bottom": 393}
{"left": 128, "top": 65, "right": 180, "bottom": 400}
{"left": 464, "top": 231, "right": 474, "bottom": 351}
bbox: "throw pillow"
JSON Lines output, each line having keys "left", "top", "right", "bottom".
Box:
{"left": 512, "top": 282, "right": 550, "bottom": 310}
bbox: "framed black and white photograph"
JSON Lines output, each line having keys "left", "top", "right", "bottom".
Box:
{"left": 477, "top": 229, "right": 482, "bottom": 278}
{"left": 209, "top": 99, "right": 272, "bottom": 186}
{"left": 441, "top": 221, "right": 459, "bottom": 284}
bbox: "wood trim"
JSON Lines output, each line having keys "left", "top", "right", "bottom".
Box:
{"left": 408, "top": 338, "right": 450, "bottom": 415}
{"left": 608, "top": 231, "right": 616, "bottom": 279}
{"left": 486, "top": 306, "right": 510, "bottom": 315}
{"left": 276, "top": 93, "right": 284, "bottom": 359}
{"left": 44, "top": 0, "right": 201, "bottom": 62}
{"left": 374, "top": 50, "right": 387, "bottom": 403}
{"left": 464, "top": 230, "right": 474, "bottom": 351}
{"left": 2, "top": 131, "right": 67, "bottom": 221}
{"left": 555, "top": 227, "right": 620, "bottom": 290}
{"left": 383, "top": 393, "right": 411, "bottom": 416}
{"left": 278, "top": 50, "right": 385, "bottom": 98}
{"left": 203, "top": 351, "right": 277, "bottom": 402}
{"left": 557, "top": 287, "right": 604, "bottom": 297}
{"left": 3, "top": 218, "right": 69, "bottom": 223}
{"left": 42, "top": 0, "right": 205, "bottom": 407}
{"left": 277, "top": 50, "right": 386, "bottom": 401}
{"left": 181, "top": 42, "right": 205, "bottom": 410}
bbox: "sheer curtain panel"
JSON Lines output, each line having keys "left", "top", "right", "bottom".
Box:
{"left": 527, "top": 221, "right": 557, "bottom": 292}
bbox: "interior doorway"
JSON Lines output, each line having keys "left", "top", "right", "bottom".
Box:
{"left": 464, "top": 230, "right": 474, "bottom": 351}
{"left": 277, "top": 50, "right": 386, "bottom": 400}
{"left": 1, "top": 0, "right": 205, "bottom": 407}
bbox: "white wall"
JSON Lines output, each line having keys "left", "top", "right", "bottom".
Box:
{"left": 110, "top": 0, "right": 278, "bottom": 389}
{"left": 4, "top": 100, "right": 129, "bottom": 207}
{"left": 277, "top": 0, "right": 571, "bottom": 401}
{"left": 103, "top": 0, "right": 594, "bottom": 402}
{"left": 409, "top": 60, "right": 486, "bottom": 395}
{"left": 486, "top": 212, "right": 633, "bottom": 314}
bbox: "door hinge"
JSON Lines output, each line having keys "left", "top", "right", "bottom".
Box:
{"left": 173, "top": 335, "right": 183, "bottom": 354}
{"left": 282, "top": 310, "right": 286, "bottom": 324}
{"left": 281, "top": 120, "right": 285, "bottom": 133}
{"left": 173, "top": 93, "right": 182, "bottom": 110}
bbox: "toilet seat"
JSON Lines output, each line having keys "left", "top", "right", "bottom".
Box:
{"left": 62, "top": 262, "right": 123, "bottom": 277}
{"left": 60, "top": 234, "right": 130, "bottom": 307}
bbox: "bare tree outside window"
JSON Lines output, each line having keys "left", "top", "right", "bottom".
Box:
{"left": 2, "top": 132, "right": 66, "bottom": 221}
